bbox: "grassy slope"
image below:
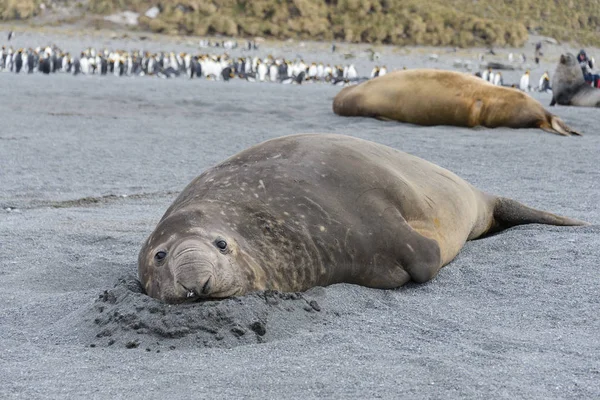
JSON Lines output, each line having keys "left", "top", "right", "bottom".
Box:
{"left": 2, "top": 0, "right": 600, "bottom": 47}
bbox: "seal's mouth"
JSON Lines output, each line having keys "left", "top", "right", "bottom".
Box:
{"left": 178, "top": 277, "right": 212, "bottom": 301}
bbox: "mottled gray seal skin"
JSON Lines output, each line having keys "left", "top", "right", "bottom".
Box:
{"left": 138, "top": 134, "right": 588, "bottom": 304}
{"left": 333, "top": 69, "right": 580, "bottom": 136}
{"left": 550, "top": 53, "right": 600, "bottom": 107}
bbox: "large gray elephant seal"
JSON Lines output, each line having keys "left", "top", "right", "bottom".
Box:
{"left": 138, "top": 134, "right": 587, "bottom": 304}
{"left": 550, "top": 52, "right": 600, "bottom": 107}
{"left": 333, "top": 69, "right": 580, "bottom": 136}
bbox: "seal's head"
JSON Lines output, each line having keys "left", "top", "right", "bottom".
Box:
{"left": 554, "top": 53, "right": 585, "bottom": 88}
{"left": 560, "top": 53, "right": 579, "bottom": 69}
{"left": 138, "top": 210, "right": 246, "bottom": 304}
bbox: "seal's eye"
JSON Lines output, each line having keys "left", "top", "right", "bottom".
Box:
{"left": 216, "top": 240, "right": 227, "bottom": 251}
{"left": 154, "top": 251, "right": 167, "bottom": 261}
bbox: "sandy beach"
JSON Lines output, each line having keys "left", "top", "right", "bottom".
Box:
{"left": 1, "top": 29, "right": 599, "bottom": 399}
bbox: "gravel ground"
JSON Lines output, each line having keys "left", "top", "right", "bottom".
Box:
{"left": 1, "top": 32, "right": 599, "bottom": 399}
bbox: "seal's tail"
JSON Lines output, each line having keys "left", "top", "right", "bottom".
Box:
{"left": 539, "top": 114, "right": 581, "bottom": 136}
{"left": 489, "top": 197, "right": 589, "bottom": 235}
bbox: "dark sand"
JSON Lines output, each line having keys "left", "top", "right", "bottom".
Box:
{"left": 1, "top": 57, "right": 599, "bottom": 398}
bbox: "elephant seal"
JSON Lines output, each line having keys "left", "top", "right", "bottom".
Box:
{"left": 332, "top": 69, "right": 580, "bottom": 136}
{"left": 138, "top": 134, "right": 588, "bottom": 304}
{"left": 550, "top": 53, "right": 600, "bottom": 107}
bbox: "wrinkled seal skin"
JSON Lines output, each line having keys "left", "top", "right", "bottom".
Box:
{"left": 550, "top": 53, "right": 600, "bottom": 107}
{"left": 138, "top": 134, "right": 588, "bottom": 304}
{"left": 333, "top": 69, "right": 580, "bottom": 136}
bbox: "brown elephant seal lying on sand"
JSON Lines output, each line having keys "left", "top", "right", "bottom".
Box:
{"left": 333, "top": 69, "right": 580, "bottom": 136}
{"left": 550, "top": 52, "right": 600, "bottom": 107}
{"left": 138, "top": 134, "right": 588, "bottom": 304}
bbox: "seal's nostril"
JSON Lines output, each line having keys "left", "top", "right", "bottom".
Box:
{"left": 201, "top": 277, "right": 212, "bottom": 294}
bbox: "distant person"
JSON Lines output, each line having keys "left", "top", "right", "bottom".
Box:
{"left": 577, "top": 49, "right": 598, "bottom": 86}
{"left": 577, "top": 49, "right": 593, "bottom": 71}
{"left": 534, "top": 42, "right": 542, "bottom": 65}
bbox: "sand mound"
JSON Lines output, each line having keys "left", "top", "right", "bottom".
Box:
{"left": 86, "top": 275, "right": 329, "bottom": 350}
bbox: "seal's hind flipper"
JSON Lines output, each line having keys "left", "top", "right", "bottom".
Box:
{"left": 487, "top": 197, "right": 589, "bottom": 235}
{"left": 539, "top": 114, "right": 581, "bottom": 136}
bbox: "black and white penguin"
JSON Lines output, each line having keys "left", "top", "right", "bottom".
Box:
{"left": 519, "top": 70, "right": 530, "bottom": 92}
{"left": 294, "top": 71, "right": 306, "bottom": 84}
{"left": 188, "top": 57, "right": 197, "bottom": 78}
{"left": 257, "top": 59, "right": 268, "bottom": 82}
{"left": 22, "top": 49, "right": 30, "bottom": 72}
{"left": 51, "top": 53, "right": 59, "bottom": 73}
{"left": 100, "top": 56, "right": 108, "bottom": 75}
{"left": 332, "top": 77, "right": 348, "bottom": 86}
{"left": 27, "top": 51, "right": 35, "bottom": 73}
{"left": 346, "top": 64, "right": 357, "bottom": 80}
{"left": 324, "top": 64, "right": 333, "bottom": 81}
{"left": 118, "top": 57, "right": 125, "bottom": 76}
{"left": 492, "top": 71, "right": 503, "bottom": 86}
{"left": 278, "top": 61, "right": 288, "bottom": 81}
{"left": 307, "top": 62, "right": 318, "bottom": 80}
{"left": 8, "top": 31, "right": 15, "bottom": 41}
{"left": 72, "top": 57, "right": 81, "bottom": 76}
{"left": 39, "top": 57, "right": 51, "bottom": 74}
{"left": 538, "top": 71, "right": 551, "bottom": 92}
{"left": 232, "top": 58, "right": 243, "bottom": 75}
{"left": 243, "top": 72, "right": 257, "bottom": 82}
{"left": 147, "top": 55, "right": 158, "bottom": 76}
{"left": 220, "top": 66, "right": 233, "bottom": 81}
{"left": 481, "top": 67, "right": 491, "bottom": 82}
{"left": 370, "top": 66, "right": 380, "bottom": 78}
{"left": 269, "top": 62, "right": 279, "bottom": 82}
{"left": 14, "top": 49, "right": 23, "bottom": 74}
{"left": 80, "top": 52, "right": 89, "bottom": 74}
{"left": 5, "top": 48, "right": 13, "bottom": 72}
{"left": 194, "top": 57, "right": 203, "bottom": 78}
{"left": 131, "top": 55, "right": 142, "bottom": 76}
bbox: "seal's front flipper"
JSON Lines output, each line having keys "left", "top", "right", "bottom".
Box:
{"left": 382, "top": 209, "right": 443, "bottom": 285}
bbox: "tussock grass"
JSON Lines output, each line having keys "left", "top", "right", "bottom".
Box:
{"left": 0, "top": 0, "right": 42, "bottom": 20}
{"left": 3, "top": 0, "right": 600, "bottom": 47}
